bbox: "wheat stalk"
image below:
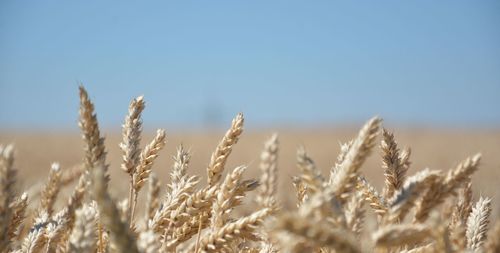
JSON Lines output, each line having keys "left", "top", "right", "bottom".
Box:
{"left": 207, "top": 113, "right": 244, "bottom": 186}
{"left": 130, "top": 128, "right": 166, "bottom": 222}
{"left": 466, "top": 196, "right": 492, "bottom": 251}
{"left": 297, "top": 146, "right": 324, "bottom": 194}
{"left": 330, "top": 117, "right": 381, "bottom": 203}
{"left": 257, "top": 134, "right": 279, "bottom": 209}
{"left": 381, "top": 129, "right": 409, "bottom": 200}
{"left": 78, "top": 86, "right": 108, "bottom": 182}
{"left": 414, "top": 154, "right": 481, "bottom": 223}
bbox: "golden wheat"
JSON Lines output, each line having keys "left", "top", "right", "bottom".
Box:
{"left": 0, "top": 86, "right": 497, "bottom": 253}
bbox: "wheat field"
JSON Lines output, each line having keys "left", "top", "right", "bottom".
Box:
{"left": 1, "top": 86, "right": 499, "bottom": 253}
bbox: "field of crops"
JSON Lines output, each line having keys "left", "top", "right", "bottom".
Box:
{"left": 1, "top": 87, "right": 499, "bottom": 252}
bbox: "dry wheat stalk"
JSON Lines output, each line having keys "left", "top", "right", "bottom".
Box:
{"left": 194, "top": 208, "right": 271, "bottom": 253}
{"left": 328, "top": 140, "right": 353, "bottom": 185}
{"left": 0, "top": 144, "right": 17, "bottom": 251}
{"left": 414, "top": 154, "right": 481, "bottom": 223}
{"left": 145, "top": 172, "right": 161, "bottom": 222}
{"left": 466, "top": 196, "right": 492, "bottom": 251}
{"left": 381, "top": 129, "right": 409, "bottom": 200}
{"left": 297, "top": 146, "right": 324, "bottom": 194}
{"left": 330, "top": 117, "right": 381, "bottom": 203}
{"left": 449, "top": 181, "right": 473, "bottom": 250}
{"left": 6, "top": 193, "right": 28, "bottom": 248}
{"left": 45, "top": 208, "right": 70, "bottom": 252}
{"left": 39, "top": 163, "right": 62, "bottom": 217}
{"left": 357, "top": 176, "right": 387, "bottom": 217}
{"left": 78, "top": 86, "right": 108, "bottom": 182}
{"left": 211, "top": 166, "right": 247, "bottom": 230}
{"left": 386, "top": 169, "right": 441, "bottom": 223}
{"left": 120, "top": 95, "right": 145, "bottom": 222}
{"left": 207, "top": 113, "right": 244, "bottom": 186}
{"left": 257, "top": 134, "right": 279, "bottom": 209}
{"left": 120, "top": 95, "right": 145, "bottom": 176}
{"left": 344, "top": 192, "right": 365, "bottom": 236}
{"left": 130, "top": 129, "right": 166, "bottom": 221}
{"left": 291, "top": 176, "right": 307, "bottom": 207}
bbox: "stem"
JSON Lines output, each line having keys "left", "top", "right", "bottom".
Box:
{"left": 130, "top": 190, "right": 138, "bottom": 223}
{"left": 127, "top": 178, "right": 134, "bottom": 223}
{"left": 194, "top": 214, "right": 203, "bottom": 253}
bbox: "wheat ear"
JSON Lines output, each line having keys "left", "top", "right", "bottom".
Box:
{"left": 145, "top": 172, "right": 161, "bottom": 222}
{"left": 120, "top": 95, "right": 145, "bottom": 176}
{"left": 344, "top": 192, "right": 365, "bottom": 235}
{"left": 39, "top": 163, "right": 62, "bottom": 217}
{"left": 130, "top": 129, "right": 166, "bottom": 221}
{"left": 330, "top": 117, "right": 381, "bottom": 203}
{"left": 78, "top": 86, "right": 108, "bottom": 182}
{"left": 386, "top": 169, "right": 441, "bottom": 223}
{"left": 150, "top": 146, "right": 199, "bottom": 232}
{"left": 6, "top": 193, "right": 28, "bottom": 249}
{"left": 381, "top": 129, "right": 409, "bottom": 200}
{"left": 0, "top": 144, "right": 17, "bottom": 251}
{"left": 297, "top": 146, "right": 324, "bottom": 193}
{"left": 207, "top": 113, "right": 244, "bottom": 186}
{"left": 466, "top": 196, "right": 492, "bottom": 251}
{"left": 414, "top": 154, "right": 481, "bottom": 222}
{"left": 194, "top": 208, "right": 271, "bottom": 253}
{"left": 20, "top": 211, "right": 49, "bottom": 253}
{"left": 291, "top": 177, "right": 307, "bottom": 207}
{"left": 257, "top": 134, "right": 279, "bottom": 209}
{"left": 357, "top": 176, "right": 387, "bottom": 217}
{"left": 328, "top": 140, "right": 353, "bottom": 185}
{"left": 211, "top": 165, "right": 247, "bottom": 230}
{"left": 120, "top": 96, "right": 145, "bottom": 222}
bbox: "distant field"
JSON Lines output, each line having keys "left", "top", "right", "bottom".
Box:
{"left": 2, "top": 128, "right": 499, "bottom": 213}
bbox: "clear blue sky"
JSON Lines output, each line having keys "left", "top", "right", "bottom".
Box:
{"left": 1, "top": 1, "right": 499, "bottom": 130}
